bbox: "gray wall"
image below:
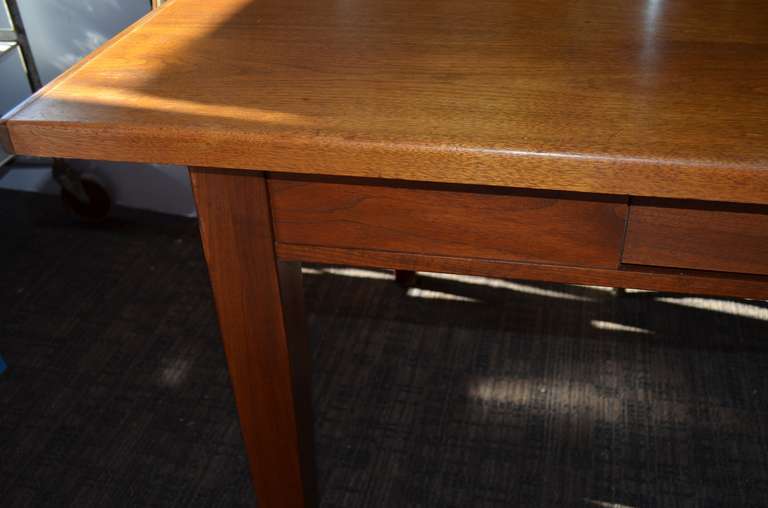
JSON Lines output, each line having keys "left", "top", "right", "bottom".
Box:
{"left": 0, "top": 1, "right": 12, "bottom": 29}
{"left": 0, "top": 43, "right": 31, "bottom": 125}
{"left": 17, "top": 0, "right": 150, "bottom": 85}
{"left": 0, "top": 43, "right": 32, "bottom": 164}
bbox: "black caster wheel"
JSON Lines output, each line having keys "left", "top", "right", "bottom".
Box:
{"left": 61, "top": 176, "right": 111, "bottom": 221}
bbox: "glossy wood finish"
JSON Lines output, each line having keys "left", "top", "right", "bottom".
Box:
{"left": 624, "top": 201, "right": 768, "bottom": 276}
{"left": 4, "top": 0, "right": 768, "bottom": 504}
{"left": 3, "top": 0, "right": 768, "bottom": 203}
{"left": 189, "top": 168, "right": 316, "bottom": 508}
{"left": 269, "top": 177, "right": 628, "bottom": 269}
{"left": 277, "top": 244, "right": 768, "bottom": 301}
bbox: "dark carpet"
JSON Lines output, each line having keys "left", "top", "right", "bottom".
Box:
{"left": 1, "top": 188, "right": 768, "bottom": 508}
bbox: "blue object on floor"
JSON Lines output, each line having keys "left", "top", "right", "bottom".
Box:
{"left": 0, "top": 354, "right": 6, "bottom": 374}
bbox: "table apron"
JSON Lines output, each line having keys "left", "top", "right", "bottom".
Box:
{"left": 267, "top": 173, "right": 768, "bottom": 300}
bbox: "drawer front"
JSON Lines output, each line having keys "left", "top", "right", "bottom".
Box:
{"left": 269, "top": 177, "right": 627, "bottom": 269}
{"left": 623, "top": 201, "right": 768, "bottom": 275}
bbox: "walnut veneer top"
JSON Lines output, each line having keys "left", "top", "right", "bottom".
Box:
{"left": 2, "top": 0, "right": 767, "bottom": 202}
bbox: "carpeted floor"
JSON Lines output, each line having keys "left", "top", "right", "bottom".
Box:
{"left": 1, "top": 188, "right": 768, "bottom": 508}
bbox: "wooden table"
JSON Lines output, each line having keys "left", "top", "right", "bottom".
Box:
{"left": 2, "top": 0, "right": 767, "bottom": 505}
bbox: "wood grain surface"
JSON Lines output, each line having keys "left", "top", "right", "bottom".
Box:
{"left": 268, "top": 176, "right": 628, "bottom": 269}
{"left": 623, "top": 200, "right": 768, "bottom": 276}
{"left": 2, "top": 0, "right": 768, "bottom": 203}
{"left": 190, "top": 168, "right": 316, "bottom": 508}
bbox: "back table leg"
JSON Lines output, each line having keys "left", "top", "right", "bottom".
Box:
{"left": 189, "top": 168, "right": 317, "bottom": 508}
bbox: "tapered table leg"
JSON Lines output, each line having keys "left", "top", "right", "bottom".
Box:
{"left": 189, "top": 168, "right": 316, "bottom": 508}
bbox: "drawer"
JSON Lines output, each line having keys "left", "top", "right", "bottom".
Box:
{"left": 269, "top": 176, "right": 628, "bottom": 269}
{"left": 623, "top": 200, "right": 768, "bottom": 275}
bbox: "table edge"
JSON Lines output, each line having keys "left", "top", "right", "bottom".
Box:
{"left": 4, "top": 119, "right": 768, "bottom": 204}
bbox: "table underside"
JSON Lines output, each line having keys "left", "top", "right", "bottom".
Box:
{"left": 266, "top": 173, "right": 768, "bottom": 300}
{"left": 188, "top": 167, "right": 767, "bottom": 508}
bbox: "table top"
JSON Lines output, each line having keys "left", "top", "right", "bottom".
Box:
{"left": 2, "top": 0, "right": 767, "bottom": 203}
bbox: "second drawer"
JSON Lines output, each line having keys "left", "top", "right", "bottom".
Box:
{"left": 623, "top": 200, "right": 768, "bottom": 275}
